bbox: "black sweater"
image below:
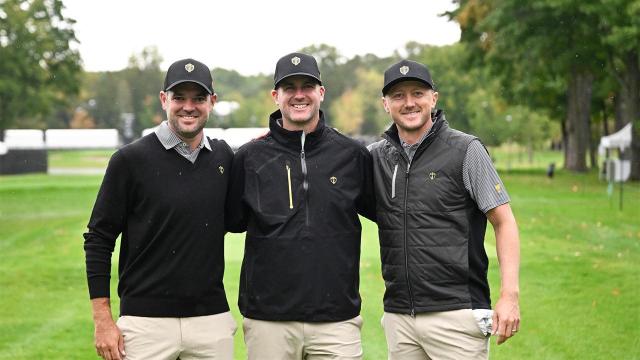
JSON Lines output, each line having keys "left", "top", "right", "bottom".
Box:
{"left": 84, "top": 134, "right": 233, "bottom": 317}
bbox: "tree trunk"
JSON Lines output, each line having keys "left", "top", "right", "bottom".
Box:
{"left": 632, "top": 123, "right": 640, "bottom": 181}
{"left": 565, "top": 69, "right": 593, "bottom": 172}
{"left": 602, "top": 99, "right": 610, "bottom": 136}
{"left": 602, "top": 100, "right": 611, "bottom": 159}
{"left": 0, "top": 97, "right": 5, "bottom": 142}
{"left": 616, "top": 51, "right": 640, "bottom": 180}
{"left": 614, "top": 93, "right": 627, "bottom": 131}
{"left": 589, "top": 120, "right": 598, "bottom": 169}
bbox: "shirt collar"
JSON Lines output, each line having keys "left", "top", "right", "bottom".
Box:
{"left": 155, "top": 121, "right": 211, "bottom": 151}
{"left": 400, "top": 121, "right": 433, "bottom": 150}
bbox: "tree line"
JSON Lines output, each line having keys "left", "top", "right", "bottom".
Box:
{"left": 1, "top": 0, "right": 638, "bottom": 178}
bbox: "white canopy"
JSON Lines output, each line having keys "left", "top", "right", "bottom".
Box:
{"left": 598, "top": 123, "right": 632, "bottom": 156}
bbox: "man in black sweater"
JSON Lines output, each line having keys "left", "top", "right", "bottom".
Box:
{"left": 226, "top": 52, "right": 376, "bottom": 360}
{"left": 84, "top": 58, "right": 235, "bottom": 360}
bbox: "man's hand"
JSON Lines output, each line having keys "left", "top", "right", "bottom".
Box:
{"left": 92, "top": 298, "right": 125, "bottom": 360}
{"left": 492, "top": 292, "right": 520, "bottom": 345}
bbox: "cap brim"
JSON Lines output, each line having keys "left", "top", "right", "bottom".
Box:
{"left": 274, "top": 73, "right": 322, "bottom": 89}
{"left": 165, "top": 80, "right": 213, "bottom": 94}
{"left": 382, "top": 77, "right": 434, "bottom": 95}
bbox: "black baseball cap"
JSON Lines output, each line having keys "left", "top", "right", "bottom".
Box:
{"left": 382, "top": 59, "right": 435, "bottom": 95}
{"left": 164, "top": 58, "right": 214, "bottom": 94}
{"left": 273, "top": 52, "right": 322, "bottom": 89}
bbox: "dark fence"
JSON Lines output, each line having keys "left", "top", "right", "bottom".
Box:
{"left": 0, "top": 149, "right": 48, "bottom": 175}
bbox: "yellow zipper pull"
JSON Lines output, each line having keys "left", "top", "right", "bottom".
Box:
{"left": 286, "top": 164, "right": 293, "bottom": 209}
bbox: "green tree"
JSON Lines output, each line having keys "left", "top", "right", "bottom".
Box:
{"left": 213, "top": 68, "right": 271, "bottom": 100}
{"left": 0, "top": 0, "right": 81, "bottom": 138}
{"left": 212, "top": 69, "right": 272, "bottom": 127}
{"left": 600, "top": 0, "right": 640, "bottom": 179}
{"left": 124, "top": 46, "right": 164, "bottom": 134}
{"left": 450, "top": 0, "right": 607, "bottom": 172}
{"left": 330, "top": 68, "right": 388, "bottom": 135}
{"left": 89, "top": 71, "right": 132, "bottom": 128}
{"left": 331, "top": 89, "right": 364, "bottom": 134}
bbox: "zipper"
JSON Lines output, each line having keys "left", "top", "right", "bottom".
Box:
{"left": 286, "top": 163, "right": 293, "bottom": 209}
{"left": 403, "top": 161, "right": 416, "bottom": 317}
{"left": 382, "top": 123, "right": 438, "bottom": 318}
{"left": 300, "top": 132, "right": 309, "bottom": 225}
{"left": 391, "top": 164, "right": 398, "bottom": 198}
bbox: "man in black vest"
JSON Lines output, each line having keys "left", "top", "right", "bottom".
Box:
{"left": 368, "top": 59, "right": 521, "bottom": 359}
{"left": 84, "top": 58, "right": 236, "bottom": 360}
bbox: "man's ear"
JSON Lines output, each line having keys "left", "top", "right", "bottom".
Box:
{"left": 382, "top": 97, "right": 390, "bottom": 113}
{"left": 159, "top": 91, "right": 169, "bottom": 110}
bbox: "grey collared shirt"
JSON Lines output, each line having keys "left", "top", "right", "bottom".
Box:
{"left": 155, "top": 121, "right": 210, "bottom": 163}
{"left": 400, "top": 124, "right": 432, "bottom": 162}
{"left": 398, "top": 119, "right": 509, "bottom": 213}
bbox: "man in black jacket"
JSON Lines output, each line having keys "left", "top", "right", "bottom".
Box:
{"left": 84, "top": 59, "right": 236, "bottom": 360}
{"left": 226, "top": 52, "right": 376, "bottom": 360}
{"left": 369, "top": 59, "right": 521, "bottom": 359}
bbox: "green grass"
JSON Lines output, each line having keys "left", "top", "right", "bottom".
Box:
{"left": 1, "top": 155, "right": 639, "bottom": 359}
{"left": 48, "top": 149, "right": 115, "bottom": 169}
{"left": 45, "top": 146, "right": 559, "bottom": 172}
{"left": 488, "top": 145, "right": 564, "bottom": 171}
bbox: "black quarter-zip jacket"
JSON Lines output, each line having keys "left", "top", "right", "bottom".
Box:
{"left": 226, "top": 110, "right": 376, "bottom": 322}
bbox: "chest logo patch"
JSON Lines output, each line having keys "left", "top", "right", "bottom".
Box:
{"left": 330, "top": 176, "right": 337, "bottom": 184}
{"left": 495, "top": 184, "right": 502, "bottom": 193}
{"left": 428, "top": 171, "right": 437, "bottom": 180}
{"left": 218, "top": 165, "right": 224, "bottom": 174}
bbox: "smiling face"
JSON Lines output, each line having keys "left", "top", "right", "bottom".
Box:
{"left": 383, "top": 80, "right": 438, "bottom": 142}
{"left": 271, "top": 75, "right": 325, "bottom": 133}
{"left": 159, "top": 82, "right": 216, "bottom": 141}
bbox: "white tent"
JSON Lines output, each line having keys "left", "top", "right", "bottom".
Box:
{"left": 598, "top": 123, "right": 632, "bottom": 155}
{"left": 598, "top": 123, "right": 632, "bottom": 181}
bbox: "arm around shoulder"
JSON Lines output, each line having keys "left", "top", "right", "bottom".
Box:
{"left": 357, "top": 147, "right": 376, "bottom": 222}
{"left": 225, "top": 147, "right": 249, "bottom": 233}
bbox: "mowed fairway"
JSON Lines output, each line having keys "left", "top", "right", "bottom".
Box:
{"left": 0, "top": 151, "right": 638, "bottom": 359}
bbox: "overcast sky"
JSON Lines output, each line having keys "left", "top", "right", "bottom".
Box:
{"left": 62, "top": 0, "right": 460, "bottom": 76}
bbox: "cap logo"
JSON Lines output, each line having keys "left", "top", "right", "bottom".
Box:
{"left": 330, "top": 176, "right": 337, "bottom": 184}
{"left": 185, "top": 63, "right": 195, "bottom": 72}
{"left": 291, "top": 56, "right": 301, "bottom": 66}
{"left": 399, "top": 66, "right": 409, "bottom": 75}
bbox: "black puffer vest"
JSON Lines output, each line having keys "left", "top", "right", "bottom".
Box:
{"left": 369, "top": 110, "right": 491, "bottom": 315}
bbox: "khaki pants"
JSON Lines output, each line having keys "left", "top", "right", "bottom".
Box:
{"left": 116, "top": 311, "right": 237, "bottom": 360}
{"left": 243, "top": 316, "right": 363, "bottom": 360}
{"left": 381, "top": 310, "right": 489, "bottom": 360}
